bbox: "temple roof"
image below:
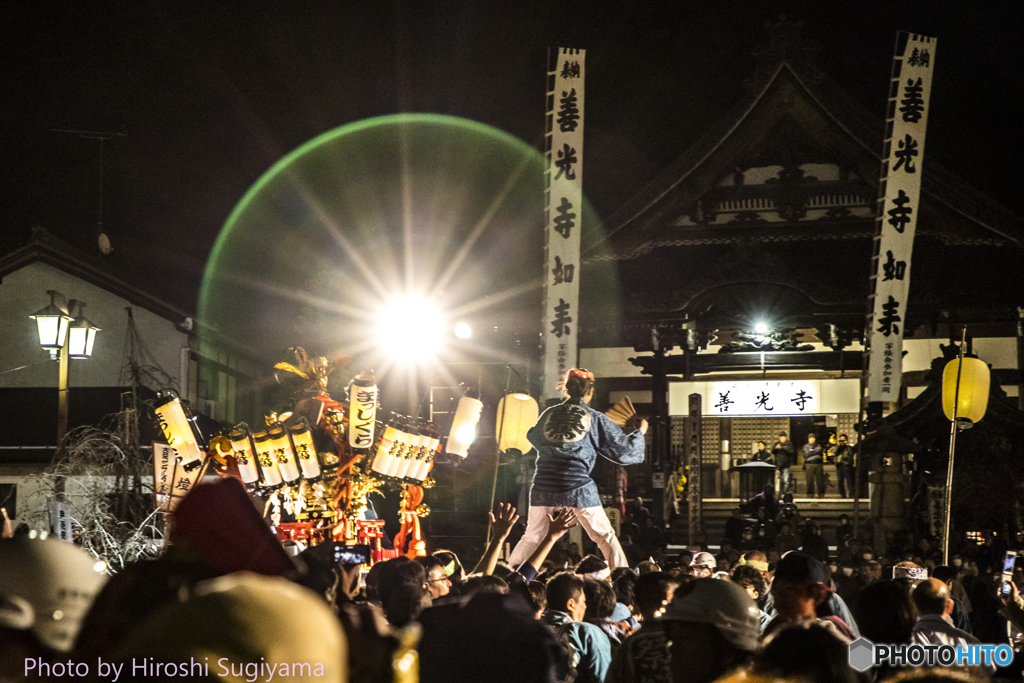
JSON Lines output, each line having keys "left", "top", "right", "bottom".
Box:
{"left": 585, "top": 62, "right": 1024, "bottom": 261}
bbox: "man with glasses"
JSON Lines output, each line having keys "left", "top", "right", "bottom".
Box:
{"left": 419, "top": 555, "right": 452, "bottom": 601}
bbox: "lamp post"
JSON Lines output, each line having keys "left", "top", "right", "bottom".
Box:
{"left": 940, "top": 327, "right": 989, "bottom": 564}
{"left": 29, "top": 290, "right": 101, "bottom": 451}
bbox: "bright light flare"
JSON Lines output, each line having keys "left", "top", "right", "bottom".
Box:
{"left": 754, "top": 322, "right": 769, "bottom": 334}
{"left": 454, "top": 322, "right": 472, "bottom": 339}
{"left": 377, "top": 296, "right": 445, "bottom": 361}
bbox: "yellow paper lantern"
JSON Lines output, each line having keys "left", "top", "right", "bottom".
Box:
{"left": 268, "top": 423, "right": 301, "bottom": 486}
{"left": 252, "top": 429, "right": 284, "bottom": 490}
{"left": 154, "top": 398, "right": 205, "bottom": 471}
{"left": 942, "top": 357, "right": 990, "bottom": 425}
{"left": 289, "top": 418, "right": 322, "bottom": 483}
{"left": 228, "top": 424, "right": 261, "bottom": 487}
{"left": 496, "top": 393, "right": 539, "bottom": 453}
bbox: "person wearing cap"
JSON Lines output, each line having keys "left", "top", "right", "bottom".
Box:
{"left": 608, "top": 578, "right": 759, "bottom": 683}
{"left": 690, "top": 551, "right": 716, "bottom": 579}
{"left": 110, "top": 571, "right": 347, "bottom": 683}
{"left": 771, "top": 431, "right": 796, "bottom": 495}
{"left": 509, "top": 368, "right": 648, "bottom": 570}
{"left": 802, "top": 433, "right": 825, "bottom": 498}
{"left": 0, "top": 537, "right": 109, "bottom": 681}
{"left": 764, "top": 552, "right": 855, "bottom": 642}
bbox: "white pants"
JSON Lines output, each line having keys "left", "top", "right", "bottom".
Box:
{"left": 508, "top": 504, "right": 629, "bottom": 570}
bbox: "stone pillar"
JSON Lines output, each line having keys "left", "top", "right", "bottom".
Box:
{"left": 1017, "top": 307, "right": 1023, "bottom": 412}
{"left": 868, "top": 452, "right": 907, "bottom": 557}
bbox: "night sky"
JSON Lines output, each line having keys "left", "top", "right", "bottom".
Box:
{"left": 2, "top": 0, "right": 1022, "bottom": 320}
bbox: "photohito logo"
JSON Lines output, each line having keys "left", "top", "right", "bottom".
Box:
{"left": 848, "top": 638, "right": 1014, "bottom": 672}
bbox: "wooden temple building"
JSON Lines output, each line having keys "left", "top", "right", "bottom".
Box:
{"left": 576, "top": 42, "right": 1024, "bottom": 548}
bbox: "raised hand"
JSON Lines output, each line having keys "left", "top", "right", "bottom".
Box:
{"left": 488, "top": 502, "right": 520, "bottom": 542}
{"left": 546, "top": 507, "right": 578, "bottom": 539}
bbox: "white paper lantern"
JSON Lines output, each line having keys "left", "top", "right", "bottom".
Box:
{"left": 154, "top": 398, "right": 205, "bottom": 471}
{"left": 349, "top": 372, "right": 378, "bottom": 450}
{"left": 446, "top": 396, "right": 483, "bottom": 458}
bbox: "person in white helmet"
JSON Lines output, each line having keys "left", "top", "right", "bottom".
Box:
{"left": 0, "top": 536, "right": 108, "bottom": 681}
{"left": 690, "top": 551, "right": 717, "bottom": 579}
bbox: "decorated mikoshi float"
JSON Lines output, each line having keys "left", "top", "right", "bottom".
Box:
{"left": 153, "top": 347, "right": 493, "bottom": 564}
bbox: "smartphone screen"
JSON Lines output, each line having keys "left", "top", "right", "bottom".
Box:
{"left": 1001, "top": 552, "right": 1015, "bottom": 595}
{"left": 332, "top": 543, "right": 372, "bottom": 565}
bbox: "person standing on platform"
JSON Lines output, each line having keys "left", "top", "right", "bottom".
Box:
{"left": 833, "top": 434, "right": 854, "bottom": 499}
{"left": 751, "top": 440, "right": 772, "bottom": 462}
{"left": 508, "top": 368, "right": 648, "bottom": 570}
{"left": 803, "top": 433, "right": 825, "bottom": 498}
{"left": 772, "top": 431, "right": 796, "bottom": 495}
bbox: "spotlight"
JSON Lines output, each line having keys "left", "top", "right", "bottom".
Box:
{"left": 754, "top": 322, "right": 769, "bottom": 334}
{"left": 377, "top": 295, "right": 444, "bottom": 361}
{"left": 454, "top": 322, "right": 472, "bottom": 339}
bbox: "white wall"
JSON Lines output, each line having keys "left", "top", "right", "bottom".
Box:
{"left": 0, "top": 262, "right": 188, "bottom": 390}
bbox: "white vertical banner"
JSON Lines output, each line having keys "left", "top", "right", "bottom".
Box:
{"left": 49, "top": 500, "right": 73, "bottom": 541}
{"left": 153, "top": 442, "right": 205, "bottom": 512}
{"left": 541, "top": 48, "right": 585, "bottom": 401}
{"left": 867, "top": 33, "right": 937, "bottom": 402}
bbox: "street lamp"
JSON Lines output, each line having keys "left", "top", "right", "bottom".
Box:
{"left": 28, "top": 290, "right": 101, "bottom": 450}
{"left": 29, "top": 290, "right": 73, "bottom": 356}
{"left": 67, "top": 304, "right": 101, "bottom": 359}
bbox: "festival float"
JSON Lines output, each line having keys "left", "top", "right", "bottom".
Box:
{"left": 153, "top": 347, "right": 488, "bottom": 564}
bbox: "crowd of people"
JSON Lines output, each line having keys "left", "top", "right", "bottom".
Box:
{"left": 2, "top": 367, "right": 1020, "bottom": 682}
{"left": 2, "top": 476, "right": 1023, "bottom": 683}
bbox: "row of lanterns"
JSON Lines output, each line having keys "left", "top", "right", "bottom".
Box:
{"left": 155, "top": 377, "right": 542, "bottom": 494}
{"left": 229, "top": 417, "right": 325, "bottom": 491}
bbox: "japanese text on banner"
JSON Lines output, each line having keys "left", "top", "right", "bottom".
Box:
{"left": 542, "top": 48, "right": 585, "bottom": 400}
{"left": 868, "top": 33, "right": 936, "bottom": 402}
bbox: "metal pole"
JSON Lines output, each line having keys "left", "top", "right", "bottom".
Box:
{"left": 942, "top": 327, "right": 967, "bottom": 565}
{"left": 55, "top": 339, "right": 69, "bottom": 498}
{"left": 486, "top": 366, "right": 513, "bottom": 546}
{"left": 57, "top": 341, "right": 69, "bottom": 450}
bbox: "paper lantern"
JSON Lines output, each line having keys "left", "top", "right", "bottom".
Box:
{"left": 404, "top": 422, "right": 435, "bottom": 481}
{"left": 349, "top": 371, "right": 378, "bottom": 449}
{"left": 268, "top": 423, "right": 301, "bottom": 485}
{"left": 252, "top": 429, "right": 284, "bottom": 490}
{"left": 393, "top": 419, "right": 424, "bottom": 480}
{"left": 942, "top": 357, "right": 990, "bottom": 425}
{"left": 154, "top": 398, "right": 205, "bottom": 471}
{"left": 289, "top": 417, "right": 322, "bottom": 482}
{"left": 228, "top": 424, "right": 261, "bottom": 487}
{"left": 371, "top": 421, "right": 402, "bottom": 477}
{"left": 496, "top": 393, "right": 538, "bottom": 453}
{"left": 410, "top": 422, "right": 441, "bottom": 483}
{"left": 446, "top": 396, "right": 483, "bottom": 458}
